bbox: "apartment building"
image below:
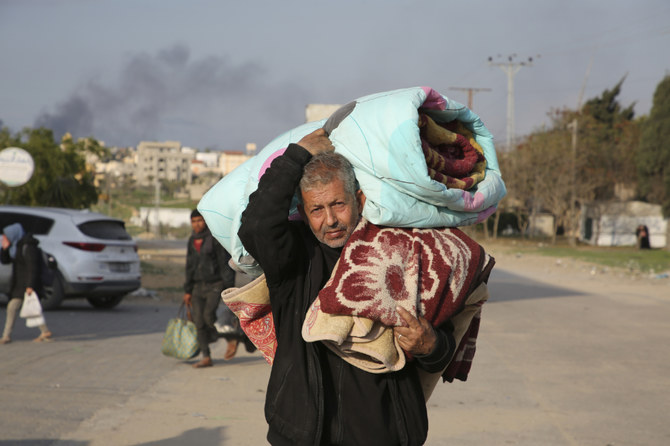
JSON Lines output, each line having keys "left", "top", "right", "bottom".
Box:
{"left": 219, "top": 149, "right": 253, "bottom": 176}
{"left": 136, "top": 141, "right": 193, "bottom": 186}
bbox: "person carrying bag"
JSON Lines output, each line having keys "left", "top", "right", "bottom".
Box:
{"left": 20, "top": 289, "right": 46, "bottom": 328}
{"left": 161, "top": 303, "right": 200, "bottom": 360}
{"left": 1, "top": 223, "right": 53, "bottom": 344}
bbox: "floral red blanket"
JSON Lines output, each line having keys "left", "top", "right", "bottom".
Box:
{"left": 315, "top": 219, "right": 493, "bottom": 381}
{"left": 318, "top": 219, "right": 488, "bottom": 327}
{"left": 223, "top": 219, "right": 493, "bottom": 382}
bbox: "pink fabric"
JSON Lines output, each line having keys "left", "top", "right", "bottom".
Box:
{"left": 476, "top": 206, "right": 498, "bottom": 223}
{"left": 421, "top": 87, "right": 447, "bottom": 110}
{"left": 258, "top": 148, "right": 287, "bottom": 179}
{"left": 462, "top": 191, "right": 485, "bottom": 211}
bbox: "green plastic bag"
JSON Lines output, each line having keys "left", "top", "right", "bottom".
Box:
{"left": 161, "top": 304, "right": 200, "bottom": 360}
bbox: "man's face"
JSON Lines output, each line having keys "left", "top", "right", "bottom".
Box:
{"left": 191, "top": 216, "right": 207, "bottom": 234}
{"left": 299, "top": 178, "right": 366, "bottom": 249}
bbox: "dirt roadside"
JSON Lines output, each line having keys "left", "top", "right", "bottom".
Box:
{"left": 135, "top": 247, "right": 187, "bottom": 303}
{"left": 479, "top": 240, "right": 670, "bottom": 298}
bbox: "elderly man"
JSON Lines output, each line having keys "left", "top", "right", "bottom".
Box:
{"left": 238, "top": 129, "right": 456, "bottom": 445}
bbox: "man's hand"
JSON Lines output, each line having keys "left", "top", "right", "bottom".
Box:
{"left": 393, "top": 306, "right": 437, "bottom": 356}
{"left": 183, "top": 293, "right": 192, "bottom": 305}
{"left": 297, "top": 128, "right": 334, "bottom": 155}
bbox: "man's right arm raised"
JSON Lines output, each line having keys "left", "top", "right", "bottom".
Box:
{"left": 238, "top": 143, "right": 312, "bottom": 283}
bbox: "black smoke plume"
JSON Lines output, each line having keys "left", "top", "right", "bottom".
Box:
{"left": 35, "top": 44, "right": 311, "bottom": 150}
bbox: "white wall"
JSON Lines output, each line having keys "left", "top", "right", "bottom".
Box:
{"left": 131, "top": 207, "right": 192, "bottom": 228}
{"left": 592, "top": 215, "right": 666, "bottom": 248}
{"left": 581, "top": 201, "right": 667, "bottom": 248}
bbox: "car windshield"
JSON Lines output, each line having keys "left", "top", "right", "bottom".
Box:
{"left": 78, "top": 220, "right": 132, "bottom": 240}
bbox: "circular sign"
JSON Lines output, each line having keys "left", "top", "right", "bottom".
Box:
{"left": 0, "top": 147, "right": 35, "bottom": 187}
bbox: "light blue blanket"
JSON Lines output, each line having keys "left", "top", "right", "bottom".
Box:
{"left": 198, "top": 87, "right": 506, "bottom": 275}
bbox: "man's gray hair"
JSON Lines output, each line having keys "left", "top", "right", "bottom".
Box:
{"left": 298, "top": 152, "right": 358, "bottom": 201}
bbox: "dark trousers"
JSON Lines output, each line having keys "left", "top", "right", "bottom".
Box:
{"left": 191, "top": 281, "right": 222, "bottom": 357}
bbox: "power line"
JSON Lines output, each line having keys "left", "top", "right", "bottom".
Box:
{"left": 448, "top": 87, "right": 491, "bottom": 110}
{"left": 488, "top": 54, "right": 538, "bottom": 150}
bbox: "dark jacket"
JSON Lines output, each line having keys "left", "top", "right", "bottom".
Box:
{"left": 0, "top": 234, "right": 40, "bottom": 299}
{"left": 238, "top": 144, "right": 454, "bottom": 446}
{"left": 184, "top": 228, "right": 235, "bottom": 293}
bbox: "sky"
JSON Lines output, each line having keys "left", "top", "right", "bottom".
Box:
{"left": 1, "top": 0, "right": 669, "bottom": 152}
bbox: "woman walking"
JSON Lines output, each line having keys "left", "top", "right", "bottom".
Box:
{"left": 1, "top": 223, "right": 52, "bottom": 344}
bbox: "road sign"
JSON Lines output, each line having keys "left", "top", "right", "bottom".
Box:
{"left": 0, "top": 147, "right": 34, "bottom": 186}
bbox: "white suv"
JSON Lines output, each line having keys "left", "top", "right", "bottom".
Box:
{"left": 0, "top": 206, "right": 141, "bottom": 310}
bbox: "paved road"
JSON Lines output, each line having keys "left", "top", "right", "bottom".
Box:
{"left": 1, "top": 264, "right": 669, "bottom": 445}
{"left": 0, "top": 297, "right": 178, "bottom": 444}
{"left": 435, "top": 268, "right": 670, "bottom": 446}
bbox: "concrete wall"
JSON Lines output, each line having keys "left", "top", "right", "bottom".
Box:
{"left": 581, "top": 201, "right": 667, "bottom": 248}
{"left": 131, "top": 207, "right": 192, "bottom": 229}
{"left": 527, "top": 214, "right": 555, "bottom": 237}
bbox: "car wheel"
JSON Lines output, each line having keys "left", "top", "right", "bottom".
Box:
{"left": 40, "top": 274, "right": 64, "bottom": 311}
{"left": 86, "top": 294, "right": 126, "bottom": 309}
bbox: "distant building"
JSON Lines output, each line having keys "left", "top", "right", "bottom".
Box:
{"left": 136, "top": 141, "right": 193, "bottom": 186}
{"left": 131, "top": 207, "right": 192, "bottom": 229}
{"left": 306, "top": 104, "right": 342, "bottom": 122}
{"left": 195, "top": 152, "right": 220, "bottom": 168}
{"left": 219, "top": 151, "right": 252, "bottom": 176}
{"left": 246, "top": 143, "right": 257, "bottom": 157}
{"left": 94, "top": 158, "right": 136, "bottom": 184}
{"left": 190, "top": 152, "right": 222, "bottom": 177}
{"left": 527, "top": 213, "right": 555, "bottom": 237}
{"left": 580, "top": 200, "right": 667, "bottom": 248}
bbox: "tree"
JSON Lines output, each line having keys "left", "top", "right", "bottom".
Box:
{"left": 497, "top": 140, "right": 534, "bottom": 237}
{"left": 580, "top": 77, "right": 638, "bottom": 201}
{"left": 582, "top": 77, "right": 635, "bottom": 126}
{"left": 523, "top": 123, "right": 575, "bottom": 243}
{"left": 0, "top": 126, "right": 103, "bottom": 208}
{"left": 637, "top": 74, "right": 670, "bottom": 217}
{"left": 500, "top": 78, "right": 639, "bottom": 244}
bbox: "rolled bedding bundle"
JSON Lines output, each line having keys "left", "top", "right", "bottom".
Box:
{"left": 198, "top": 86, "right": 506, "bottom": 276}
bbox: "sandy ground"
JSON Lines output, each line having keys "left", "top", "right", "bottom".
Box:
{"left": 57, "top": 242, "right": 669, "bottom": 446}
{"left": 481, "top": 241, "right": 670, "bottom": 298}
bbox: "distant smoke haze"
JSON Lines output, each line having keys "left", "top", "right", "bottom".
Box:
{"left": 35, "top": 44, "right": 312, "bottom": 150}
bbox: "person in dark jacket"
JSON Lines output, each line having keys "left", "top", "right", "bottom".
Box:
{"left": 1, "top": 223, "right": 52, "bottom": 344}
{"left": 183, "top": 209, "right": 236, "bottom": 368}
{"left": 636, "top": 224, "right": 651, "bottom": 249}
{"left": 238, "top": 128, "right": 456, "bottom": 445}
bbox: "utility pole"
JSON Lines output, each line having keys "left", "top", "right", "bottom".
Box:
{"left": 488, "top": 54, "right": 538, "bottom": 151}
{"left": 567, "top": 54, "right": 594, "bottom": 246}
{"left": 449, "top": 86, "right": 493, "bottom": 238}
{"left": 448, "top": 87, "right": 491, "bottom": 110}
{"left": 153, "top": 176, "right": 160, "bottom": 235}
